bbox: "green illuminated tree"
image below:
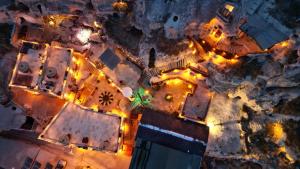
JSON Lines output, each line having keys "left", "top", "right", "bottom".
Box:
{"left": 131, "top": 87, "right": 152, "bottom": 108}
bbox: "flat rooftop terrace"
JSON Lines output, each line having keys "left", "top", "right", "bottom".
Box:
{"left": 39, "top": 46, "right": 72, "bottom": 96}
{"left": 183, "top": 81, "right": 211, "bottom": 121}
{"left": 11, "top": 41, "right": 46, "bottom": 88}
{"left": 40, "top": 103, "right": 122, "bottom": 152}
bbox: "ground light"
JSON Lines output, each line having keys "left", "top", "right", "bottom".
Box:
{"left": 267, "top": 122, "right": 285, "bottom": 143}
{"left": 112, "top": 1, "right": 128, "bottom": 12}
{"left": 278, "top": 146, "right": 295, "bottom": 163}
{"left": 206, "top": 118, "right": 222, "bottom": 137}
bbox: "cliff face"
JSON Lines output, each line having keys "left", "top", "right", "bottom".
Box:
{"left": 132, "top": 0, "right": 220, "bottom": 39}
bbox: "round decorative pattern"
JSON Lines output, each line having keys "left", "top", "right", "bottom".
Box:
{"left": 19, "top": 61, "right": 29, "bottom": 73}
{"left": 99, "top": 91, "right": 114, "bottom": 106}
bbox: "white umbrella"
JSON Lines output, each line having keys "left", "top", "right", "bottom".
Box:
{"left": 121, "top": 87, "right": 133, "bottom": 99}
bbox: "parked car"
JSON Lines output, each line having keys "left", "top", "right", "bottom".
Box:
{"left": 45, "top": 162, "right": 53, "bottom": 169}
{"left": 21, "top": 157, "right": 33, "bottom": 169}
{"left": 32, "top": 161, "right": 41, "bottom": 169}
{"left": 55, "top": 160, "right": 67, "bottom": 169}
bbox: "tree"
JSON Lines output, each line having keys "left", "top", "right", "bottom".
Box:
{"left": 131, "top": 88, "right": 152, "bottom": 108}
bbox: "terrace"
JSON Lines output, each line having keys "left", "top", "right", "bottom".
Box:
{"left": 182, "top": 81, "right": 211, "bottom": 121}
{"left": 150, "top": 78, "right": 194, "bottom": 114}
{"left": 147, "top": 68, "right": 208, "bottom": 116}
{"left": 39, "top": 103, "right": 122, "bottom": 152}
{"left": 11, "top": 87, "right": 66, "bottom": 130}
{"left": 10, "top": 41, "right": 47, "bottom": 89}
{"left": 63, "top": 52, "right": 130, "bottom": 115}
{"left": 10, "top": 41, "right": 77, "bottom": 99}
{"left": 99, "top": 48, "right": 142, "bottom": 89}
{"left": 39, "top": 46, "right": 73, "bottom": 97}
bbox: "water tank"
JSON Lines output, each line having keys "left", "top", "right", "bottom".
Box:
{"left": 46, "top": 67, "right": 57, "bottom": 78}
{"left": 18, "top": 61, "right": 30, "bottom": 73}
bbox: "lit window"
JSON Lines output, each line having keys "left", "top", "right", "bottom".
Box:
{"left": 225, "top": 4, "right": 234, "bottom": 12}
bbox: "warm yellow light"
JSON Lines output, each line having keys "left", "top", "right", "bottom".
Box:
{"left": 145, "top": 90, "right": 150, "bottom": 95}
{"left": 74, "top": 71, "right": 82, "bottom": 80}
{"left": 112, "top": 1, "right": 128, "bottom": 11}
{"left": 111, "top": 109, "right": 127, "bottom": 118}
{"left": 207, "top": 121, "right": 214, "bottom": 128}
{"left": 273, "top": 123, "right": 284, "bottom": 138}
{"left": 278, "top": 146, "right": 294, "bottom": 163}
{"left": 69, "top": 69, "right": 74, "bottom": 75}
{"left": 121, "top": 123, "right": 129, "bottom": 135}
{"left": 161, "top": 73, "right": 167, "bottom": 79}
{"left": 225, "top": 4, "right": 234, "bottom": 12}
{"left": 173, "top": 69, "right": 180, "bottom": 73}
{"left": 229, "top": 59, "right": 238, "bottom": 64}
{"left": 182, "top": 69, "right": 191, "bottom": 79}
{"left": 72, "top": 57, "right": 77, "bottom": 62}
{"left": 212, "top": 55, "right": 226, "bottom": 65}
{"left": 202, "top": 51, "right": 213, "bottom": 60}
{"left": 192, "top": 48, "right": 197, "bottom": 55}
{"left": 72, "top": 57, "right": 81, "bottom": 66}
{"left": 171, "top": 79, "right": 182, "bottom": 85}
{"left": 49, "top": 20, "right": 55, "bottom": 26}
{"left": 94, "top": 21, "right": 102, "bottom": 28}
{"left": 76, "top": 60, "right": 81, "bottom": 65}
{"left": 280, "top": 41, "right": 289, "bottom": 47}
{"left": 206, "top": 120, "right": 222, "bottom": 137}
{"left": 188, "top": 84, "right": 193, "bottom": 89}
{"left": 117, "top": 147, "right": 126, "bottom": 155}
{"left": 91, "top": 104, "right": 98, "bottom": 111}
{"left": 267, "top": 122, "right": 285, "bottom": 142}
{"left": 64, "top": 92, "right": 75, "bottom": 101}
{"left": 188, "top": 41, "right": 194, "bottom": 48}
{"left": 75, "top": 99, "right": 81, "bottom": 104}
{"left": 99, "top": 71, "right": 105, "bottom": 77}
{"left": 209, "top": 25, "right": 225, "bottom": 43}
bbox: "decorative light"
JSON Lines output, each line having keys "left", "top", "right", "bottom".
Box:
{"left": 93, "top": 21, "right": 102, "bottom": 28}
{"left": 91, "top": 104, "right": 98, "bottom": 112}
{"left": 64, "top": 92, "right": 75, "bottom": 101}
{"left": 192, "top": 48, "right": 197, "bottom": 55}
{"left": 206, "top": 120, "right": 222, "bottom": 137}
{"left": 49, "top": 20, "right": 55, "bottom": 26}
{"left": 188, "top": 41, "right": 194, "bottom": 48}
{"left": 173, "top": 69, "right": 180, "bottom": 73}
{"left": 268, "top": 122, "right": 285, "bottom": 142}
{"left": 280, "top": 41, "right": 289, "bottom": 47}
